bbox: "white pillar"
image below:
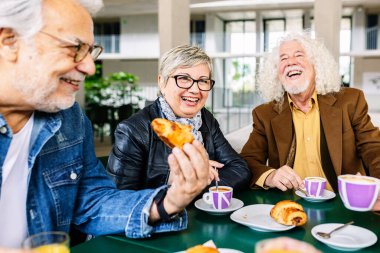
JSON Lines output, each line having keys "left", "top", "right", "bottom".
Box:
{"left": 158, "top": 0, "right": 190, "bottom": 56}
{"left": 314, "top": 0, "right": 342, "bottom": 61}
{"left": 351, "top": 6, "right": 366, "bottom": 88}
{"left": 255, "top": 11, "right": 262, "bottom": 77}
{"left": 256, "top": 11, "right": 262, "bottom": 53}
{"left": 352, "top": 6, "right": 366, "bottom": 51}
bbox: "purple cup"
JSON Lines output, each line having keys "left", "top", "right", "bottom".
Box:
{"left": 304, "top": 177, "right": 327, "bottom": 197}
{"left": 202, "top": 186, "right": 233, "bottom": 210}
{"left": 338, "top": 175, "right": 380, "bottom": 211}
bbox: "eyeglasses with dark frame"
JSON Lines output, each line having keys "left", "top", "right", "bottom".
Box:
{"left": 171, "top": 75, "right": 215, "bottom": 91}
{"left": 39, "top": 30, "right": 103, "bottom": 63}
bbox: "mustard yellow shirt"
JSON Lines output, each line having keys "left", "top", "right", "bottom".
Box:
{"left": 289, "top": 92, "right": 332, "bottom": 191}
{"left": 255, "top": 91, "right": 333, "bottom": 191}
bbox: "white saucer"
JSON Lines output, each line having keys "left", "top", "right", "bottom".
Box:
{"left": 194, "top": 198, "right": 244, "bottom": 215}
{"left": 295, "top": 189, "right": 336, "bottom": 202}
{"left": 176, "top": 248, "right": 243, "bottom": 253}
{"left": 230, "top": 204, "right": 295, "bottom": 232}
{"left": 311, "top": 223, "right": 377, "bottom": 251}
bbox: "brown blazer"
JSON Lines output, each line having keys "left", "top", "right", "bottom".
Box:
{"left": 241, "top": 87, "right": 380, "bottom": 190}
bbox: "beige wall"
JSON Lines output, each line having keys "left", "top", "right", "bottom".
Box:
{"left": 354, "top": 58, "right": 380, "bottom": 86}
{"left": 353, "top": 57, "right": 380, "bottom": 111}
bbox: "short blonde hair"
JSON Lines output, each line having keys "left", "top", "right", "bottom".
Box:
{"left": 159, "top": 45, "right": 213, "bottom": 84}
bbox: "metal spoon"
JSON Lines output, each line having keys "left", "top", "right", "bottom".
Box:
{"left": 317, "top": 221, "right": 354, "bottom": 239}
{"left": 214, "top": 166, "right": 219, "bottom": 191}
{"left": 297, "top": 187, "right": 310, "bottom": 197}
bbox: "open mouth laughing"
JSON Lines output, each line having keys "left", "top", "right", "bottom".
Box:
{"left": 285, "top": 66, "right": 303, "bottom": 79}
{"left": 182, "top": 96, "right": 200, "bottom": 104}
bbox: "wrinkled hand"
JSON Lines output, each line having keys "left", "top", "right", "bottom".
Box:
{"left": 265, "top": 165, "right": 304, "bottom": 191}
{"left": 208, "top": 160, "right": 223, "bottom": 184}
{"left": 164, "top": 140, "right": 210, "bottom": 215}
{"left": 167, "top": 160, "right": 223, "bottom": 186}
{"left": 373, "top": 199, "right": 380, "bottom": 211}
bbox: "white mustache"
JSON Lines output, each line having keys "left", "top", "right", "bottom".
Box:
{"left": 284, "top": 65, "right": 303, "bottom": 73}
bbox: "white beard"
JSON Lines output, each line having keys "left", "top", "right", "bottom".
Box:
{"left": 12, "top": 44, "right": 76, "bottom": 112}
{"left": 283, "top": 80, "right": 310, "bottom": 95}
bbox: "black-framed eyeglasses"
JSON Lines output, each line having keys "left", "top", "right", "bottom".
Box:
{"left": 39, "top": 31, "right": 103, "bottom": 63}
{"left": 171, "top": 75, "right": 215, "bottom": 91}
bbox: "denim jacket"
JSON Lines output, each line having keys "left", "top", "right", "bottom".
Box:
{"left": 0, "top": 103, "right": 186, "bottom": 238}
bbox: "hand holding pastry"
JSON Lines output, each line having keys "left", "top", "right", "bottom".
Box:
{"left": 163, "top": 141, "right": 209, "bottom": 216}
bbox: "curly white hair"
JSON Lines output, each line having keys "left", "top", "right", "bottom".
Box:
{"left": 257, "top": 31, "right": 341, "bottom": 103}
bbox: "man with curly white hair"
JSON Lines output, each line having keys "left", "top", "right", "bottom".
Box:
{"left": 0, "top": 0, "right": 210, "bottom": 250}
{"left": 241, "top": 31, "right": 380, "bottom": 193}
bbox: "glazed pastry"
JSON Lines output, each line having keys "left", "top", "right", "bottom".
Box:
{"left": 186, "top": 245, "right": 219, "bottom": 253}
{"left": 270, "top": 200, "right": 307, "bottom": 226}
{"left": 151, "top": 118, "right": 194, "bottom": 149}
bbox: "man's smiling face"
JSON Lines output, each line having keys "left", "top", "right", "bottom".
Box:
{"left": 278, "top": 40, "right": 315, "bottom": 95}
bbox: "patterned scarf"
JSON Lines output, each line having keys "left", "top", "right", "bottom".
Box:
{"left": 158, "top": 96, "right": 203, "bottom": 144}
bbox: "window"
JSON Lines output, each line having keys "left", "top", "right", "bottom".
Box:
{"left": 340, "top": 17, "right": 352, "bottom": 86}
{"left": 367, "top": 14, "right": 379, "bottom": 50}
{"left": 224, "top": 20, "right": 257, "bottom": 106}
{"left": 94, "top": 21, "right": 120, "bottom": 53}
{"left": 190, "top": 20, "right": 206, "bottom": 48}
{"left": 213, "top": 20, "right": 259, "bottom": 133}
{"left": 264, "top": 19, "right": 285, "bottom": 52}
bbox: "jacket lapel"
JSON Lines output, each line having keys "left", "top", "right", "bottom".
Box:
{"left": 318, "top": 94, "right": 342, "bottom": 175}
{"left": 271, "top": 99, "right": 294, "bottom": 166}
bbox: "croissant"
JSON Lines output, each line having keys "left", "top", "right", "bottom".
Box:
{"left": 270, "top": 200, "right": 307, "bottom": 226}
{"left": 151, "top": 118, "right": 194, "bottom": 149}
{"left": 186, "top": 245, "right": 219, "bottom": 253}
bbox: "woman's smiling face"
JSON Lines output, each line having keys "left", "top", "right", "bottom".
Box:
{"left": 159, "top": 63, "right": 211, "bottom": 118}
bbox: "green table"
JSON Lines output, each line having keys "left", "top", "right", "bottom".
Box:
{"left": 72, "top": 189, "right": 380, "bottom": 253}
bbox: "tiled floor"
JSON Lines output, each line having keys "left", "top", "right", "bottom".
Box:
{"left": 94, "top": 111, "right": 380, "bottom": 157}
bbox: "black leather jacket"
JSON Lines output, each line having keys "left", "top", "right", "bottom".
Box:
{"left": 107, "top": 99, "right": 251, "bottom": 191}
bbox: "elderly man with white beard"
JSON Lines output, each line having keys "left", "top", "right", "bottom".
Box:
{"left": 241, "top": 32, "right": 380, "bottom": 193}
{"left": 0, "top": 0, "right": 210, "bottom": 251}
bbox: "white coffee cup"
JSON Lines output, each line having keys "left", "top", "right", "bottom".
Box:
{"left": 338, "top": 174, "right": 380, "bottom": 211}
{"left": 304, "top": 177, "right": 326, "bottom": 197}
{"left": 202, "top": 186, "right": 233, "bottom": 210}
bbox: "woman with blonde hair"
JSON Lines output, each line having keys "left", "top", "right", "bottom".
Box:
{"left": 107, "top": 45, "right": 251, "bottom": 191}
